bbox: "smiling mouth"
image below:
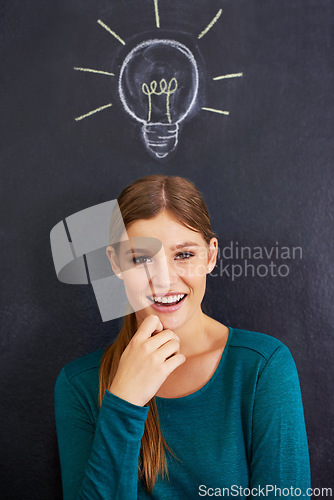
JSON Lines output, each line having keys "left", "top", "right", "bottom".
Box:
{"left": 147, "top": 294, "right": 187, "bottom": 306}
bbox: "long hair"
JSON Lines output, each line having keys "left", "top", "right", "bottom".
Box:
{"left": 98, "top": 175, "right": 216, "bottom": 492}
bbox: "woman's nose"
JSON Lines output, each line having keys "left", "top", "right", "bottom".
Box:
{"left": 150, "top": 253, "right": 178, "bottom": 291}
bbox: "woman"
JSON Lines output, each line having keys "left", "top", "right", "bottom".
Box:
{"left": 54, "top": 175, "right": 310, "bottom": 499}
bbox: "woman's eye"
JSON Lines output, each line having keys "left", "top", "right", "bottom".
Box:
{"left": 175, "top": 252, "right": 194, "bottom": 260}
{"left": 132, "top": 256, "right": 151, "bottom": 265}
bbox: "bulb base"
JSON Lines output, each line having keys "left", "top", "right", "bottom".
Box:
{"left": 142, "top": 123, "right": 179, "bottom": 159}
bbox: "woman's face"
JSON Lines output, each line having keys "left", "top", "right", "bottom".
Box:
{"left": 107, "top": 210, "right": 218, "bottom": 332}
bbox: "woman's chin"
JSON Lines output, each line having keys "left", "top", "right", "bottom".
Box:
{"left": 151, "top": 309, "right": 186, "bottom": 332}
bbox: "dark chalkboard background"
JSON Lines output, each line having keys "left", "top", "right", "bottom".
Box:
{"left": 1, "top": 0, "right": 333, "bottom": 497}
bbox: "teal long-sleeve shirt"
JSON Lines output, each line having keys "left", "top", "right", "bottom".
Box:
{"left": 54, "top": 327, "right": 311, "bottom": 499}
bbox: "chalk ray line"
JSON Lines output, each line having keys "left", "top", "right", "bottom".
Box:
{"left": 74, "top": 67, "right": 115, "bottom": 76}
{"left": 202, "top": 107, "right": 229, "bottom": 116}
{"left": 213, "top": 72, "right": 243, "bottom": 80}
{"left": 75, "top": 103, "right": 113, "bottom": 121}
{"left": 97, "top": 19, "right": 126, "bottom": 45}
{"left": 154, "top": 0, "right": 160, "bottom": 28}
{"left": 198, "top": 9, "right": 222, "bottom": 39}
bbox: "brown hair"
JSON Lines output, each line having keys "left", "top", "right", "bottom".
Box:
{"left": 98, "top": 175, "right": 216, "bottom": 492}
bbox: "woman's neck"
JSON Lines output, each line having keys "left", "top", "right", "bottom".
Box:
{"left": 173, "top": 308, "right": 214, "bottom": 357}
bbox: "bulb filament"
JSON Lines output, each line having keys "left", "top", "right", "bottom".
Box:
{"left": 142, "top": 78, "right": 178, "bottom": 123}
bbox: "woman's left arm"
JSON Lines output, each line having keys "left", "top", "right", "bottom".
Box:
{"left": 250, "top": 344, "right": 311, "bottom": 497}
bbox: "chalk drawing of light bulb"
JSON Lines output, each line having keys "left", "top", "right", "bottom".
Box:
{"left": 118, "top": 39, "right": 199, "bottom": 158}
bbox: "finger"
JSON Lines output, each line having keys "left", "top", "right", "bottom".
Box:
{"left": 134, "top": 315, "right": 163, "bottom": 342}
{"left": 155, "top": 339, "right": 181, "bottom": 363}
{"left": 147, "top": 329, "right": 180, "bottom": 351}
{"left": 164, "top": 353, "right": 186, "bottom": 374}
{"left": 151, "top": 318, "right": 164, "bottom": 336}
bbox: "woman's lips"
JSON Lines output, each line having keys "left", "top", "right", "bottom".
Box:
{"left": 147, "top": 294, "right": 187, "bottom": 313}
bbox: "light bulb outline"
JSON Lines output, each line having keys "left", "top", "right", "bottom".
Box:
{"left": 118, "top": 38, "right": 199, "bottom": 126}
{"left": 73, "top": 8, "right": 244, "bottom": 158}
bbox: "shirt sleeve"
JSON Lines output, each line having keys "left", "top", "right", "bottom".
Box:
{"left": 250, "top": 344, "right": 311, "bottom": 498}
{"left": 54, "top": 367, "right": 149, "bottom": 500}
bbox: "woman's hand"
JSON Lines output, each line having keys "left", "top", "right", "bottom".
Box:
{"left": 108, "top": 315, "right": 186, "bottom": 406}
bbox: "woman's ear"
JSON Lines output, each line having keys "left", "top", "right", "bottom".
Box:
{"left": 106, "top": 245, "right": 123, "bottom": 279}
{"left": 207, "top": 237, "right": 218, "bottom": 274}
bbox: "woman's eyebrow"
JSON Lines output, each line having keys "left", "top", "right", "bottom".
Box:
{"left": 123, "top": 241, "right": 199, "bottom": 255}
{"left": 170, "top": 242, "right": 199, "bottom": 251}
{"left": 124, "top": 247, "right": 151, "bottom": 256}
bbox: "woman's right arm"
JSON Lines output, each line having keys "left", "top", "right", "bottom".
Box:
{"left": 54, "top": 315, "right": 186, "bottom": 500}
{"left": 55, "top": 367, "right": 149, "bottom": 500}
